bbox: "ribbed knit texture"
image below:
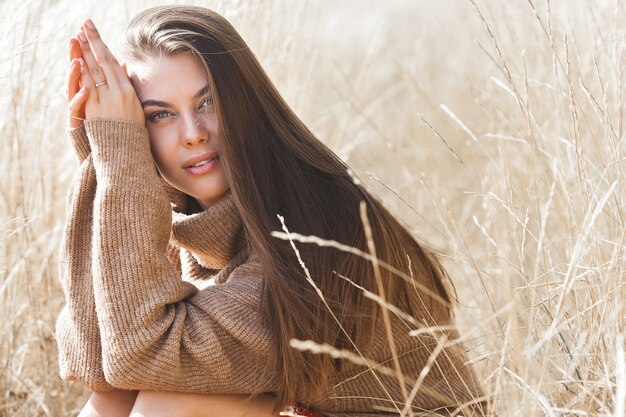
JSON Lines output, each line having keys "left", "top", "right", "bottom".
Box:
{"left": 55, "top": 118, "right": 488, "bottom": 416}
{"left": 55, "top": 149, "right": 114, "bottom": 391}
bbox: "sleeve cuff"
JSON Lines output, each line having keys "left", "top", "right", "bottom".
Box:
{"left": 66, "top": 124, "right": 91, "bottom": 162}
{"left": 84, "top": 118, "right": 154, "bottom": 181}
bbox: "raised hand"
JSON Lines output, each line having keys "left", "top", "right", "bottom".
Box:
{"left": 67, "top": 35, "right": 87, "bottom": 128}
{"left": 73, "top": 19, "right": 145, "bottom": 127}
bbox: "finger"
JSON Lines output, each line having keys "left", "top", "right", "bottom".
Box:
{"left": 77, "top": 28, "right": 113, "bottom": 89}
{"left": 115, "top": 60, "right": 139, "bottom": 96}
{"left": 67, "top": 58, "right": 81, "bottom": 102}
{"left": 69, "top": 37, "right": 82, "bottom": 63}
{"left": 77, "top": 57, "right": 99, "bottom": 104}
{"left": 121, "top": 61, "right": 135, "bottom": 84}
{"left": 68, "top": 86, "right": 89, "bottom": 128}
{"left": 82, "top": 20, "right": 125, "bottom": 87}
{"left": 82, "top": 19, "right": 118, "bottom": 65}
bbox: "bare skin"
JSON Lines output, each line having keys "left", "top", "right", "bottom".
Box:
{"left": 77, "top": 390, "right": 278, "bottom": 417}
{"left": 77, "top": 390, "right": 137, "bottom": 417}
{"left": 129, "top": 391, "right": 278, "bottom": 417}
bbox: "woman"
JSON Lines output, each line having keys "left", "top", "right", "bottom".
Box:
{"left": 56, "top": 5, "right": 488, "bottom": 417}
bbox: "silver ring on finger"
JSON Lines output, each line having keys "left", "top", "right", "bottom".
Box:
{"left": 95, "top": 80, "right": 108, "bottom": 88}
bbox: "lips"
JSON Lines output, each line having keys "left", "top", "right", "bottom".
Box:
{"left": 182, "top": 151, "right": 219, "bottom": 168}
{"left": 182, "top": 151, "right": 221, "bottom": 176}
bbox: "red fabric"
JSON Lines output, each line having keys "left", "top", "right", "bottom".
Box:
{"left": 279, "top": 403, "right": 326, "bottom": 417}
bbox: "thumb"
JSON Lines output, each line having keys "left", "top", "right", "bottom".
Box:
{"left": 68, "top": 86, "right": 89, "bottom": 128}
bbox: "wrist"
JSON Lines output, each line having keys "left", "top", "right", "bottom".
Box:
{"left": 84, "top": 118, "right": 153, "bottom": 173}
{"left": 66, "top": 123, "right": 90, "bottom": 161}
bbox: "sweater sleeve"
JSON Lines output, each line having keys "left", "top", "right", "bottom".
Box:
{"left": 55, "top": 125, "right": 115, "bottom": 391}
{"left": 85, "top": 118, "right": 278, "bottom": 393}
{"left": 65, "top": 124, "right": 92, "bottom": 163}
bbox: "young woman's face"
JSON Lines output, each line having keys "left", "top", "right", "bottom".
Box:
{"left": 128, "top": 53, "right": 229, "bottom": 210}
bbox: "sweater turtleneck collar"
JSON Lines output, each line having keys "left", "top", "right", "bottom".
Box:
{"left": 170, "top": 190, "right": 246, "bottom": 271}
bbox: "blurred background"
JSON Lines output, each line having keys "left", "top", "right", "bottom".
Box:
{"left": 0, "top": 0, "right": 624, "bottom": 415}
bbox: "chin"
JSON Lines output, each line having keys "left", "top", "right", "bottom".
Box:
{"left": 194, "top": 190, "right": 229, "bottom": 209}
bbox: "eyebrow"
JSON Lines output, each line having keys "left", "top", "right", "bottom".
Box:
{"left": 141, "top": 84, "right": 211, "bottom": 108}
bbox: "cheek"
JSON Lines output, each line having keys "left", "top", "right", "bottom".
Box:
{"left": 148, "top": 133, "right": 176, "bottom": 172}
{"left": 200, "top": 112, "right": 219, "bottom": 136}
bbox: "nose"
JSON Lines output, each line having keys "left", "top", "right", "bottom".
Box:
{"left": 179, "top": 113, "right": 208, "bottom": 147}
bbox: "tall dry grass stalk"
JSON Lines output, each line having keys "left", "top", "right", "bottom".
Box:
{"left": 0, "top": 0, "right": 623, "bottom": 416}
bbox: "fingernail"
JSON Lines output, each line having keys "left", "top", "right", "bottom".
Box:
{"left": 85, "top": 19, "right": 95, "bottom": 30}
{"left": 71, "top": 59, "right": 78, "bottom": 69}
{"left": 77, "top": 31, "right": 86, "bottom": 42}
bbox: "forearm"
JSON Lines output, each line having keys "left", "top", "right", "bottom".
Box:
{"left": 78, "top": 390, "right": 138, "bottom": 417}
{"left": 56, "top": 126, "right": 113, "bottom": 391}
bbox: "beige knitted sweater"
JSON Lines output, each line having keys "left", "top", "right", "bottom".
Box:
{"left": 55, "top": 118, "right": 487, "bottom": 416}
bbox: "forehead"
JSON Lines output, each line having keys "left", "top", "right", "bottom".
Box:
{"left": 128, "top": 53, "right": 209, "bottom": 99}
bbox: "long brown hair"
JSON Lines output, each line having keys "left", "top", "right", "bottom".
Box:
{"left": 122, "top": 5, "right": 453, "bottom": 409}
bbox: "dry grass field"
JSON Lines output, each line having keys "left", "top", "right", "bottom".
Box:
{"left": 1, "top": 0, "right": 624, "bottom": 416}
